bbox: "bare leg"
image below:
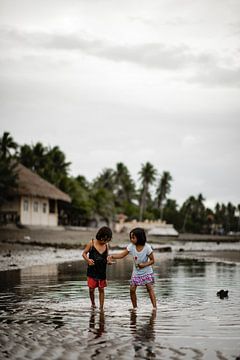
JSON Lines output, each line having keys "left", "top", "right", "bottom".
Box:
{"left": 130, "top": 285, "right": 137, "bottom": 308}
{"left": 89, "top": 288, "right": 96, "bottom": 307}
{"left": 146, "top": 283, "right": 157, "bottom": 309}
{"left": 98, "top": 288, "right": 105, "bottom": 310}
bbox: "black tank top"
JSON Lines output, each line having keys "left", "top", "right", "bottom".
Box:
{"left": 87, "top": 241, "right": 108, "bottom": 280}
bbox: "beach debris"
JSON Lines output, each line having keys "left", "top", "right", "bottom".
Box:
{"left": 217, "top": 289, "right": 229, "bottom": 299}
{"left": 3, "top": 250, "right": 11, "bottom": 257}
{"left": 155, "top": 246, "right": 172, "bottom": 252}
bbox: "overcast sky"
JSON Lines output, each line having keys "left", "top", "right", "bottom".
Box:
{"left": 0, "top": 0, "right": 240, "bottom": 209}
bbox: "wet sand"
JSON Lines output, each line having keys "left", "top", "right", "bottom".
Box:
{"left": 0, "top": 243, "right": 83, "bottom": 272}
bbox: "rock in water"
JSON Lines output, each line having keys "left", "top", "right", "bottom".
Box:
{"left": 217, "top": 289, "right": 229, "bottom": 299}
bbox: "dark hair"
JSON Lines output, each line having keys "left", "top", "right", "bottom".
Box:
{"left": 130, "top": 227, "right": 147, "bottom": 245}
{"left": 96, "top": 226, "right": 112, "bottom": 242}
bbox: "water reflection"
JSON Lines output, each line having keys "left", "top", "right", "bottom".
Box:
{"left": 89, "top": 309, "right": 105, "bottom": 338}
{"left": 130, "top": 309, "right": 156, "bottom": 358}
{"left": 0, "top": 269, "right": 21, "bottom": 290}
{"left": 0, "top": 256, "right": 240, "bottom": 359}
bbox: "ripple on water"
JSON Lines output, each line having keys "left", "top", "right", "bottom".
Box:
{"left": 0, "top": 258, "right": 240, "bottom": 359}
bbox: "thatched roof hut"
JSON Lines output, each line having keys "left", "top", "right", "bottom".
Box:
{"left": 15, "top": 163, "right": 71, "bottom": 202}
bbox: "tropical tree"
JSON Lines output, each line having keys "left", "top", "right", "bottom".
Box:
{"left": 162, "top": 199, "right": 181, "bottom": 229}
{"left": 90, "top": 187, "right": 115, "bottom": 227}
{"left": 180, "top": 194, "right": 206, "bottom": 233}
{"left": 93, "top": 168, "right": 115, "bottom": 192}
{"left": 138, "top": 162, "right": 157, "bottom": 221}
{"left": 226, "top": 202, "right": 236, "bottom": 233}
{"left": 0, "top": 132, "right": 18, "bottom": 159}
{"left": 18, "top": 144, "right": 36, "bottom": 170}
{"left": 237, "top": 204, "right": 240, "bottom": 233}
{"left": 155, "top": 171, "right": 173, "bottom": 220}
{"left": 114, "top": 162, "right": 136, "bottom": 210}
{"left": 45, "top": 146, "right": 71, "bottom": 190}
{"left": 61, "top": 175, "right": 93, "bottom": 225}
{"left": 0, "top": 132, "right": 18, "bottom": 205}
{"left": 91, "top": 168, "right": 116, "bottom": 226}
{"left": 18, "top": 143, "right": 71, "bottom": 191}
{"left": 0, "top": 159, "right": 18, "bottom": 205}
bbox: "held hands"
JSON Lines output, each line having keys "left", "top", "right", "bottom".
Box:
{"left": 137, "top": 263, "right": 145, "bottom": 269}
{"left": 107, "top": 255, "right": 115, "bottom": 265}
{"left": 88, "top": 259, "right": 95, "bottom": 266}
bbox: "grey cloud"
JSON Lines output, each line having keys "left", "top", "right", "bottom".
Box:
{"left": 0, "top": 27, "right": 199, "bottom": 69}
{"left": 189, "top": 65, "right": 240, "bottom": 87}
{"left": 1, "top": 27, "right": 239, "bottom": 86}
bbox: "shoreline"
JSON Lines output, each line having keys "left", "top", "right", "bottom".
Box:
{"left": 1, "top": 227, "right": 240, "bottom": 273}
{"left": 0, "top": 227, "right": 239, "bottom": 249}
{"left": 1, "top": 242, "right": 240, "bottom": 274}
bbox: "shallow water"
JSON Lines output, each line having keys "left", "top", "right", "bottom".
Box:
{"left": 0, "top": 255, "right": 240, "bottom": 360}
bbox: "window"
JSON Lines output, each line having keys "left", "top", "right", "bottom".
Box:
{"left": 23, "top": 199, "right": 29, "bottom": 212}
{"left": 42, "top": 203, "right": 47, "bottom": 213}
{"left": 33, "top": 201, "right": 38, "bottom": 212}
{"left": 49, "top": 199, "right": 55, "bottom": 213}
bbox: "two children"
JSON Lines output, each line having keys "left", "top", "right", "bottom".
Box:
{"left": 82, "top": 226, "right": 157, "bottom": 310}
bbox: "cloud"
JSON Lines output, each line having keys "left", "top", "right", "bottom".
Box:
{"left": 1, "top": 26, "right": 240, "bottom": 87}
{"left": 0, "top": 27, "right": 195, "bottom": 69}
{"left": 181, "top": 135, "right": 200, "bottom": 148}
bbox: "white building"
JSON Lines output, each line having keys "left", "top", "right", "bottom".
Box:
{"left": 0, "top": 163, "right": 71, "bottom": 227}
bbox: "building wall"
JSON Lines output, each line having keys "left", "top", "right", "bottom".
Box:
{"left": 20, "top": 196, "right": 58, "bottom": 226}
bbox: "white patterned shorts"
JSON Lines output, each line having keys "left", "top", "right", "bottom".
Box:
{"left": 130, "top": 273, "right": 155, "bottom": 286}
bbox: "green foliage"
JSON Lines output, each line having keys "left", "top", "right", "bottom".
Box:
{"left": 91, "top": 187, "right": 116, "bottom": 225}
{"left": 155, "top": 171, "right": 173, "bottom": 220}
{"left": 138, "top": 162, "right": 157, "bottom": 221}
{"left": 0, "top": 132, "right": 18, "bottom": 205}
{"left": 1, "top": 131, "right": 239, "bottom": 233}
{"left": 0, "top": 159, "right": 18, "bottom": 205}
{"left": 18, "top": 143, "right": 71, "bottom": 191}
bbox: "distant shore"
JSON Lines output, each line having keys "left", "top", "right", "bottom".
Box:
{"left": 0, "top": 226, "right": 239, "bottom": 249}
{"left": 0, "top": 226, "right": 240, "bottom": 273}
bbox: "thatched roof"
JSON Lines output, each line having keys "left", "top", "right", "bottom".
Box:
{"left": 15, "top": 163, "right": 71, "bottom": 202}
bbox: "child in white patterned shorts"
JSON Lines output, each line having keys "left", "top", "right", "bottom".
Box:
{"left": 108, "top": 227, "right": 157, "bottom": 309}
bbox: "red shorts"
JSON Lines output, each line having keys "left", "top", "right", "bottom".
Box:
{"left": 87, "top": 277, "right": 107, "bottom": 289}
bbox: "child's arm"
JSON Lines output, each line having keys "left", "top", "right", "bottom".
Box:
{"left": 82, "top": 241, "right": 95, "bottom": 265}
{"left": 138, "top": 252, "right": 155, "bottom": 269}
{"left": 109, "top": 249, "right": 129, "bottom": 260}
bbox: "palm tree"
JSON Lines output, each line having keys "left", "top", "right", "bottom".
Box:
{"left": 155, "top": 171, "right": 173, "bottom": 220}
{"left": 93, "top": 168, "right": 115, "bottom": 192}
{"left": 180, "top": 195, "right": 196, "bottom": 232}
{"left": 195, "top": 193, "right": 205, "bottom": 221}
{"left": 18, "top": 144, "right": 36, "bottom": 171}
{"left": 0, "top": 132, "right": 18, "bottom": 205}
{"left": 237, "top": 204, "right": 240, "bottom": 232}
{"left": 18, "top": 142, "right": 46, "bottom": 173}
{"left": 91, "top": 168, "right": 116, "bottom": 226}
{"left": 138, "top": 162, "right": 157, "bottom": 221}
{"left": 19, "top": 143, "right": 71, "bottom": 190}
{"left": 0, "top": 132, "right": 18, "bottom": 159}
{"left": 46, "top": 146, "right": 71, "bottom": 188}
{"left": 114, "top": 162, "right": 135, "bottom": 204}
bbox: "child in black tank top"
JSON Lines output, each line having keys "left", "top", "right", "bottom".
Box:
{"left": 82, "top": 226, "right": 113, "bottom": 309}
